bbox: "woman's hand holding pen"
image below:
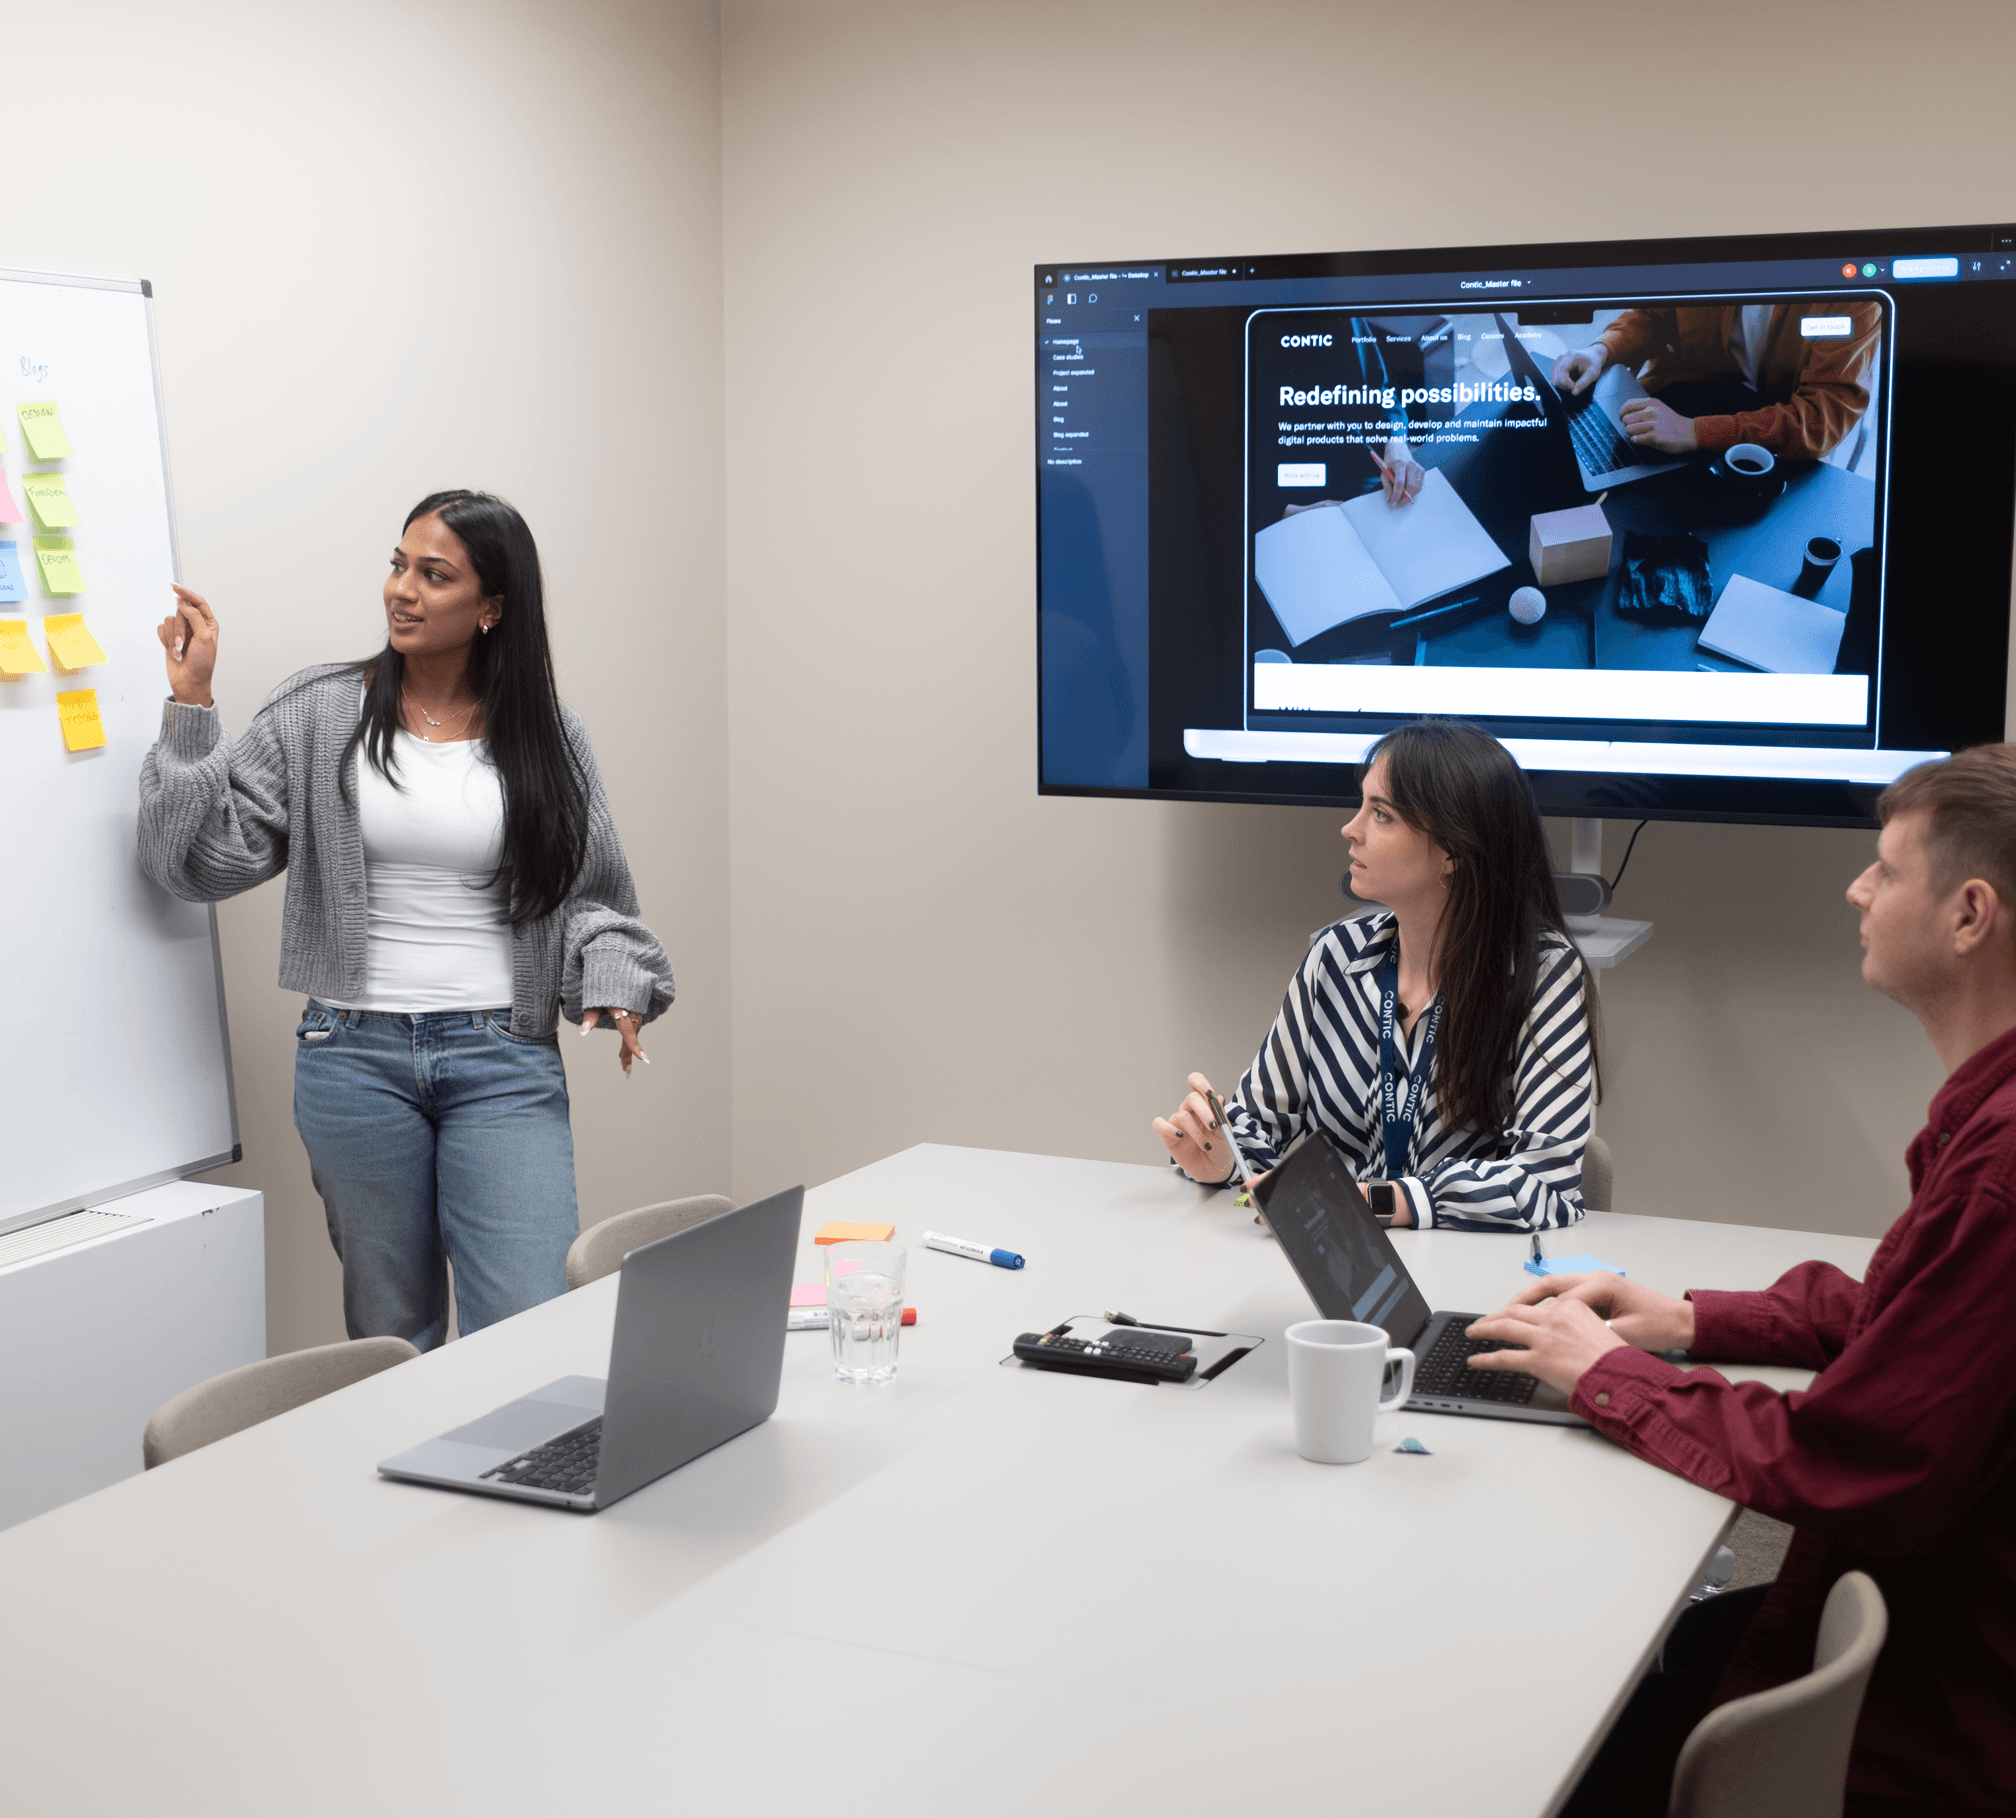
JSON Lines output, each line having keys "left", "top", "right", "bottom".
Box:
{"left": 581, "top": 1007, "right": 650, "bottom": 1076}
{"left": 157, "top": 583, "right": 218, "bottom": 709}
{"left": 1153, "top": 1071, "right": 1237, "bottom": 1184}
{"left": 1371, "top": 439, "right": 1426, "bottom": 507}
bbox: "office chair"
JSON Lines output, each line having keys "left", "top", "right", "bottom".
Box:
{"left": 1583, "top": 1132, "right": 1614, "bottom": 1211}
{"left": 1666, "top": 1570, "right": 1887, "bottom": 1818}
{"left": 565, "top": 1194, "right": 734, "bottom": 1289}
{"left": 142, "top": 1336, "right": 419, "bottom": 1469}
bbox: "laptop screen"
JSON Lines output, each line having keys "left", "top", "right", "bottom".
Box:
{"left": 1256, "top": 1136, "right": 1435, "bottom": 1348}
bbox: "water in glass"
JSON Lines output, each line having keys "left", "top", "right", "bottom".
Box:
{"left": 829, "top": 1268, "right": 904, "bottom": 1382}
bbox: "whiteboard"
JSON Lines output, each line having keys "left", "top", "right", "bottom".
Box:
{"left": 0, "top": 269, "right": 237, "bottom": 1237}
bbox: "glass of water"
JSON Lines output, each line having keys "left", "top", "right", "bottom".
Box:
{"left": 825, "top": 1241, "right": 906, "bottom": 1384}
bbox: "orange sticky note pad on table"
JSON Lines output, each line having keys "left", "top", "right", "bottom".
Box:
{"left": 813, "top": 1221, "right": 896, "bottom": 1245}
{"left": 56, "top": 688, "right": 106, "bottom": 751}
{"left": 0, "top": 618, "right": 45, "bottom": 673}
{"left": 42, "top": 613, "right": 106, "bottom": 670}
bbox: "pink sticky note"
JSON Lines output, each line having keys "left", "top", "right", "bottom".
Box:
{"left": 789, "top": 1284, "right": 826, "bottom": 1308}
{"left": 0, "top": 472, "right": 20, "bottom": 525}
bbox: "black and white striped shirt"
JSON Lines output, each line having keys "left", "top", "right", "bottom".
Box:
{"left": 1215, "top": 909, "right": 1593, "bottom": 1232}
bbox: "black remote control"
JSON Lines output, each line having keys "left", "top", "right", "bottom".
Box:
{"left": 1013, "top": 1330, "right": 1198, "bottom": 1383}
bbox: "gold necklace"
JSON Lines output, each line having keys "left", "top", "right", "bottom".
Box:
{"left": 403, "top": 692, "right": 478, "bottom": 743}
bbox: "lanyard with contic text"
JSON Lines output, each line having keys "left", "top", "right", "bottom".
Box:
{"left": 1375, "top": 950, "right": 1441, "bottom": 1181}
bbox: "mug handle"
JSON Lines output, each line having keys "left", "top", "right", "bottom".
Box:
{"left": 1378, "top": 1347, "right": 1416, "bottom": 1412}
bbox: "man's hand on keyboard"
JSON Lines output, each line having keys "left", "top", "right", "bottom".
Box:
{"left": 1619, "top": 394, "right": 1699, "bottom": 453}
{"left": 1506, "top": 1270, "right": 1697, "bottom": 1353}
{"left": 1463, "top": 1295, "right": 1627, "bottom": 1396}
{"left": 1552, "top": 346, "right": 1608, "bottom": 395}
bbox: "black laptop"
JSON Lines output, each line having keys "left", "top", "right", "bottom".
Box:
{"left": 1255, "top": 1136, "right": 1584, "bottom": 1425}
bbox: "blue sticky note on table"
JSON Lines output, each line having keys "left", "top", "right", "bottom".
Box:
{"left": 1524, "top": 1254, "right": 1625, "bottom": 1278}
{"left": 0, "top": 541, "right": 23, "bottom": 603}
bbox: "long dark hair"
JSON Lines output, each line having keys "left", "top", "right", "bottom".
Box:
{"left": 345, "top": 490, "right": 588, "bottom": 923}
{"left": 1361, "top": 719, "right": 1598, "bottom": 1140}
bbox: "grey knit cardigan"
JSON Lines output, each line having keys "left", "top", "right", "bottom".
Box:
{"left": 137, "top": 665, "right": 674, "bottom": 1039}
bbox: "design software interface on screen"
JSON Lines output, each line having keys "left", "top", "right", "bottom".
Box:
{"left": 1037, "top": 229, "right": 2016, "bottom": 822}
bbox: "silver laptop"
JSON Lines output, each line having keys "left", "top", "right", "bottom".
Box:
{"left": 1255, "top": 1136, "right": 1585, "bottom": 1426}
{"left": 378, "top": 1185, "right": 804, "bottom": 1510}
{"left": 1505, "top": 324, "right": 1683, "bottom": 492}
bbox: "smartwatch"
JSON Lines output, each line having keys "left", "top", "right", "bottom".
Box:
{"left": 1366, "top": 1182, "right": 1397, "bottom": 1225}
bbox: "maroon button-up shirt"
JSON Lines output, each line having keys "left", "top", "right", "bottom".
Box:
{"left": 1572, "top": 1023, "right": 2016, "bottom": 1809}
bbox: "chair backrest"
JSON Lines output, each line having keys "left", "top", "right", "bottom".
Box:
{"left": 1582, "top": 1132, "right": 1614, "bottom": 1212}
{"left": 1667, "top": 1571, "right": 1888, "bottom": 1818}
{"left": 142, "top": 1336, "right": 419, "bottom": 1469}
{"left": 565, "top": 1194, "right": 735, "bottom": 1290}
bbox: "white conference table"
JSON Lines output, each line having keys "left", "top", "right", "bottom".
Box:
{"left": 0, "top": 1144, "right": 1877, "bottom": 1816}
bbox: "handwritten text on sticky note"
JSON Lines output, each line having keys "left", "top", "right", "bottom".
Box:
{"left": 32, "top": 536, "right": 84, "bottom": 596}
{"left": 56, "top": 687, "right": 105, "bottom": 751}
{"left": 0, "top": 618, "right": 46, "bottom": 674}
{"left": 42, "top": 613, "right": 106, "bottom": 669}
{"left": 17, "top": 402, "right": 71, "bottom": 461}
{"left": 0, "top": 541, "right": 25, "bottom": 603}
{"left": 20, "top": 469, "right": 77, "bottom": 529}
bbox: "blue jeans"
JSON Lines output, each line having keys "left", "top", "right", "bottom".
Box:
{"left": 292, "top": 1003, "right": 579, "bottom": 1351}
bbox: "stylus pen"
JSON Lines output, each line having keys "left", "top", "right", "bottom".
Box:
{"left": 1204, "top": 1088, "right": 1264, "bottom": 1208}
{"left": 1389, "top": 594, "right": 1484, "bottom": 633}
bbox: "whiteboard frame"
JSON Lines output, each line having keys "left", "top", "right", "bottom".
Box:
{"left": 0, "top": 267, "right": 240, "bottom": 1239}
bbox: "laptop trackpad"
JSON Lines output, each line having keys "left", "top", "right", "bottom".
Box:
{"left": 441, "top": 1382, "right": 605, "bottom": 1453}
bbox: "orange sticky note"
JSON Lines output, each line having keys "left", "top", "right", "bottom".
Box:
{"left": 42, "top": 613, "right": 105, "bottom": 670}
{"left": 813, "top": 1221, "right": 896, "bottom": 1245}
{"left": 0, "top": 617, "right": 46, "bottom": 673}
{"left": 56, "top": 687, "right": 106, "bottom": 751}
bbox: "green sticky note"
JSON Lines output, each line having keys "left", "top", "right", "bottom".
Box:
{"left": 17, "top": 401, "right": 71, "bottom": 461}
{"left": 33, "top": 536, "right": 84, "bottom": 596}
{"left": 20, "top": 469, "right": 77, "bottom": 530}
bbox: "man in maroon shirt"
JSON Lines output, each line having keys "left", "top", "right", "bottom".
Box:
{"left": 1471, "top": 745, "right": 2016, "bottom": 1817}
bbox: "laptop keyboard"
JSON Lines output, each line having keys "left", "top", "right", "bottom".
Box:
{"left": 481, "top": 1419, "right": 602, "bottom": 1496}
{"left": 1411, "top": 1319, "right": 1540, "bottom": 1405}
{"left": 1563, "top": 390, "right": 1645, "bottom": 477}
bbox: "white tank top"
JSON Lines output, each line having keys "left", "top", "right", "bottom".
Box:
{"left": 322, "top": 732, "right": 515, "bottom": 1012}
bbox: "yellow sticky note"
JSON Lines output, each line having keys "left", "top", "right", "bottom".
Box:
{"left": 17, "top": 401, "right": 71, "bottom": 461}
{"left": 56, "top": 687, "right": 105, "bottom": 751}
{"left": 0, "top": 617, "right": 46, "bottom": 674}
{"left": 32, "top": 536, "right": 84, "bottom": 596}
{"left": 42, "top": 612, "right": 105, "bottom": 669}
{"left": 20, "top": 469, "right": 77, "bottom": 530}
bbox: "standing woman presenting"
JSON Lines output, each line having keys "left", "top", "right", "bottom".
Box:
{"left": 139, "top": 490, "right": 672, "bottom": 1349}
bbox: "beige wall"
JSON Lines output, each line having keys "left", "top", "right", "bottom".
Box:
{"left": 51, "top": 0, "right": 2015, "bottom": 1350}
{"left": 32, "top": 0, "right": 730, "bottom": 1353}
{"left": 721, "top": 0, "right": 2006, "bottom": 1240}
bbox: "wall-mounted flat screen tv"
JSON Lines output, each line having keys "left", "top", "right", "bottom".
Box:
{"left": 1036, "top": 224, "right": 2016, "bottom": 824}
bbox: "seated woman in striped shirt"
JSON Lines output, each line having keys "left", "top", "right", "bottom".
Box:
{"left": 1153, "top": 719, "right": 1597, "bottom": 1232}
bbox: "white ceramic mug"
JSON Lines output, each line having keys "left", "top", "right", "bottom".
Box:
{"left": 1285, "top": 1320, "right": 1416, "bottom": 1465}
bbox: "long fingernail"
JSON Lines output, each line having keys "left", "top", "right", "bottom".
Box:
{"left": 640, "top": 1054, "right": 651, "bottom": 1065}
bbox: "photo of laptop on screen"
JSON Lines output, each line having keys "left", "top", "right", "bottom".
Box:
{"left": 1253, "top": 1135, "right": 1584, "bottom": 1426}
{"left": 377, "top": 1185, "right": 803, "bottom": 1511}
{"left": 1501, "top": 315, "right": 1685, "bottom": 492}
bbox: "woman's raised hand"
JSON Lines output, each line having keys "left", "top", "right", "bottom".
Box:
{"left": 157, "top": 584, "right": 218, "bottom": 708}
{"left": 1153, "top": 1070, "right": 1237, "bottom": 1184}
